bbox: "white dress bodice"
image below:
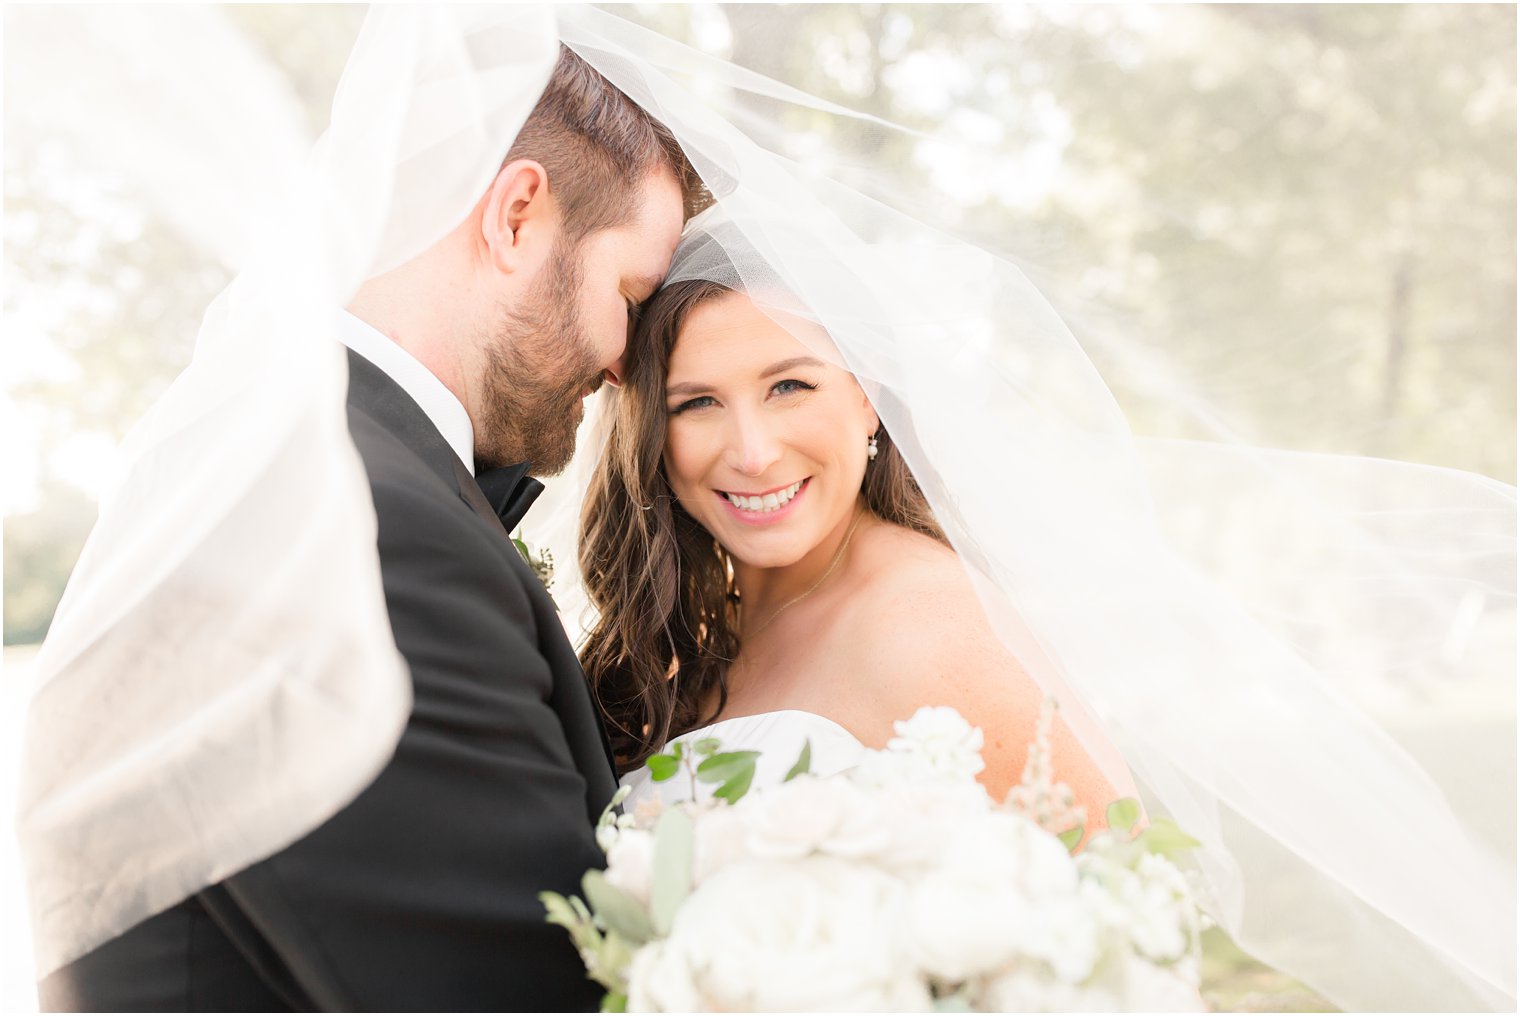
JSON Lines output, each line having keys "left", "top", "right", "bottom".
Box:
{"left": 619, "top": 709, "right": 869, "bottom": 810}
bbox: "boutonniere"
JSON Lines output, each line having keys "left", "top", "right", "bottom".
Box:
{"left": 510, "top": 530, "right": 555, "bottom": 591}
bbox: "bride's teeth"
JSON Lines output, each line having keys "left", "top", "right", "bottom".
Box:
{"left": 725, "top": 480, "right": 805, "bottom": 513}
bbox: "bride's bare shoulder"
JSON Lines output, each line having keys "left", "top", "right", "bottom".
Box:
{"left": 848, "top": 522, "right": 992, "bottom": 638}
{"left": 841, "top": 523, "right": 1024, "bottom": 700}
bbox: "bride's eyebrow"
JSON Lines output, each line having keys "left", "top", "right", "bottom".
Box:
{"left": 665, "top": 357, "right": 826, "bottom": 397}
{"left": 665, "top": 379, "right": 710, "bottom": 397}
{"left": 760, "top": 356, "right": 826, "bottom": 377}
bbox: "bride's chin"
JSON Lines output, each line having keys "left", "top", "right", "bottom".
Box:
{"left": 716, "top": 535, "right": 810, "bottom": 572}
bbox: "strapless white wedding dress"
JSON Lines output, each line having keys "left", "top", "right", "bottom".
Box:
{"left": 619, "top": 709, "right": 870, "bottom": 810}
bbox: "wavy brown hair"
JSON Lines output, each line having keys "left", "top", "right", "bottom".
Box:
{"left": 579, "top": 281, "right": 946, "bottom": 772}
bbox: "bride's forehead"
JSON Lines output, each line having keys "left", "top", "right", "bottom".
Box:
{"left": 673, "top": 291, "right": 844, "bottom": 370}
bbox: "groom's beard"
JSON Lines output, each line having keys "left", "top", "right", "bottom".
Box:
{"left": 476, "top": 241, "right": 605, "bottom": 476}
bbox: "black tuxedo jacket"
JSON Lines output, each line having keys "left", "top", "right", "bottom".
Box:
{"left": 40, "top": 349, "right": 617, "bottom": 1012}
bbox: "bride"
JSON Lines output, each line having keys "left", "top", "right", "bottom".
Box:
{"left": 580, "top": 245, "right": 1119, "bottom": 822}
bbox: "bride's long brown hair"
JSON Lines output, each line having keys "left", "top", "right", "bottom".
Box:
{"left": 579, "top": 280, "right": 946, "bottom": 772}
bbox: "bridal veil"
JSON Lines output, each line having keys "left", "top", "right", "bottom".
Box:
{"left": 16, "top": 6, "right": 1514, "bottom": 1011}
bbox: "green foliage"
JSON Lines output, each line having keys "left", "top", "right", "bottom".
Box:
{"left": 784, "top": 738, "right": 813, "bottom": 782}
{"left": 1106, "top": 797, "right": 1143, "bottom": 837}
{"left": 541, "top": 888, "right": 636, "bottom": 995}
{"left": 509, "top": 531, "right": 554, "bottom": 590}
{"left": 1135, "top": 817, "right": 1203, "bottom": 860}
{"left": 645, "top": 754, "right": 679, "bottom": 782}
{"left": 696, "top": 750, "right": 760, "bottom": 803}
{"left": 1057, "top": 826, "right": 1084, "bottom": 853}
{"left": 581, "top": 869, "right": 655, "bottom": 945}
{"left": 693, "top": 737, "right": 721, "bottom": 756}
{"left": 646, "top": 739, "right": 684, "bottom": 783}
{"left": 650, "top": 809, "right": 694, "bottom": 936}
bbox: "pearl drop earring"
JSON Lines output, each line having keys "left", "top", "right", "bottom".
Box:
{"left": 867, "top": 435, "right": 879, "bottom": 460}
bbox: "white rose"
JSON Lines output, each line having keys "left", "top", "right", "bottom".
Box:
{"left": 902, "top": 813, "right": 1083, "bottom": 982}
{"left": 872, "top": 777, "right": 993, "bottom": 872}
{"left": 604, "top": 828, "right": 656, "bottom": 906}
{"left": 691, "top": 802, "right": 751, "bottom": 885}
{"left": 626, "top": 941, "right": 702, "bottom": 1013}
{"left": 886, "top": 705, "right": 987, "bottom": 782}
{"left": 1014, "top": 896, "right": 1103, "bottom": 984}
{"left": 1012, "top": 815, "right": 1082, "bottom": 898}
{"left": 640, "top": 855, "right": 931, "bottom": 1012}
{"left": 738, "top": 774, "right": 890, "bottom": 861}
{"left": 903, "top": 863, "right": 1028, "bottom": 982}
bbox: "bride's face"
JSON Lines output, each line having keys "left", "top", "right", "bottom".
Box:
{"left": 662, "top": 291, "right": 878, "bottom": 569}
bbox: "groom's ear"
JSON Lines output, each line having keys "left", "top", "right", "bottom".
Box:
{"left": 481, "top": 158, "right": 557, "bottom": 276}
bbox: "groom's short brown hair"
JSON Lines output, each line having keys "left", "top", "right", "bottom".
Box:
{"left": 505, "top": 45, "right": 707, "bottom": 240}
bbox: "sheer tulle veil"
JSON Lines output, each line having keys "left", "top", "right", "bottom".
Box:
{"left": 15, "top": 5, "right": 1514, "bottom": 1011}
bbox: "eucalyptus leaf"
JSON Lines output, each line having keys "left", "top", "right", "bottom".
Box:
{"left": 712, "top": 765, "right": 756, "bottom": 804}
{"left": 645, "top": 753, "right": 680, "bottom": 782}
{"left": 693, "top": 737, "right": 721, "bottom": 756}
{"left": 541, "top": 891, "right": 601, "bottom": 955}
{"left": 601, "top": 991, "right": 629, "bottom": 1013}
{"left": 1135, "top": 817, "right": 1201, "bottom": 858}
{"left": 592, "top": 932, "right": 636, "bottom": 994}
{"left": 784, "top": 739, "right": 813, "bottom": 782}
{"left": 541, "top": 891, "right": 582, "bottom": 932}
{"left": 695, "top": 750, "right": 760, "bottom": 784}
{"left": 1106, "top": 797, "right": 1143, "bottom": 835}
{"left": 1057, "top": 826, "right": 1084, "bottom": 853}
{"left": 582, "top": 869, "right": 655, "bottom": 945}
{"left": 650, "top": 807, "right": 695, "bottom": 936}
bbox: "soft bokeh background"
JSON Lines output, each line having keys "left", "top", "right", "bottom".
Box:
{"left": 3, "top": 4, "right": 1514, "bottom": 1011}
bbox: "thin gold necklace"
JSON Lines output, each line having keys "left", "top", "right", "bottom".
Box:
{"left": 743, "top": 505, "right": 869, "bottom": 640}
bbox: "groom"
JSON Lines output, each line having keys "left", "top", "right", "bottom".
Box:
{"left": 39, "top": 47, "right": 697, "bottom": 1012}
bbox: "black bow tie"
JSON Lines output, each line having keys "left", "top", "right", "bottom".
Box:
{"left": 475, "top": 461, "right": 545, "bottom": 533}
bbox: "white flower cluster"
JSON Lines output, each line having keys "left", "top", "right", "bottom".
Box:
{"left": 553, "top": 706, "right": 1204, "bottom": 1013}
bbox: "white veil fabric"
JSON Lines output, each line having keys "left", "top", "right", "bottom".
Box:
{"left": 16, "top": 4, "right": 560, "bottom": 979}
{"left": 15, "top": 5, "right": 1514, "bottom": 1013}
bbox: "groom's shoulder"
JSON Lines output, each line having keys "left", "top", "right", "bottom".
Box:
{"left": 345, "top": 403, "right": 479, "bottom": 543}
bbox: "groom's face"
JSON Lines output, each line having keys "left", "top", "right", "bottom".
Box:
{"left": 476, "top": 170, "right": 684, "bottom": 475}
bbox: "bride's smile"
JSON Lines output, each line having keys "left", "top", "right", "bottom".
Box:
{"left": 717, "top": 476, "right": 810, "bottom": 521}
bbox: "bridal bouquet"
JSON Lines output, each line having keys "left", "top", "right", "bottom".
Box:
{"left": 543, "top": 705, "right": 1205, "bottom": 1012}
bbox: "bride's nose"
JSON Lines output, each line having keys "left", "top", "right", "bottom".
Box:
{"left": 726, "top": 411, "right": 783, "bottom": 477}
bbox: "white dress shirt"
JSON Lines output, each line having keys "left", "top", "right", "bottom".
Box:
{"left": 335, "top": 309, "right": 476, "bottom": 475}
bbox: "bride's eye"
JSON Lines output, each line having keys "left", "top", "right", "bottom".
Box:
{"left": 771, "top": 379, "right": 817, "bottom": 397}
{"left": 670, "top": 395, "right": 715, "bottom": 415}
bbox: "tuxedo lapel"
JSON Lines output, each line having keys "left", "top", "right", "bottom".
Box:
{"left": 346, "top": 347, "right": 618, "bottom": 804}
{"left": 453, "top": 458, "right": 508, "bottom": 534}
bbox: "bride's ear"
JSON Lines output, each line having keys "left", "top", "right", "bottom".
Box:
{"left": 481, "top": 158, "right": 554, "bottom": 276}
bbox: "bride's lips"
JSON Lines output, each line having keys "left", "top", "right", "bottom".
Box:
{"left": 715, "top": 478, "right": 810, "bottom": 526}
